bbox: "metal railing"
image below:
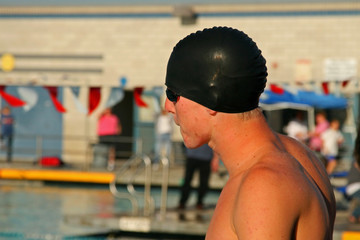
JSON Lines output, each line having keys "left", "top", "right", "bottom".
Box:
{"left": 2, "top": 134, "right": 136, "bottom": 166}
{"left": 109, "top": 138, "right": 170, "bottom": 218}
{"left": 160, "top": 156, "right": 169, "bottom": 220}
{"left": 4, "top": 133, "right": 172, "bottom": 218}
{"left": 109, "top": 138, "right": 154, "bottom": 216}
{"left": 109, "top": 155, "right": 142, "bottom": 215}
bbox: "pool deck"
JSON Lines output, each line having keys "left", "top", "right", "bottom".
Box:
{"left": 0, "top": 160, "right": 224, "bottom": 239}
{"left": 0, "top": 160, "right": 228, "bottom": 188}
{"left": 1, "top": 160, "right": 360, "bottom": 240}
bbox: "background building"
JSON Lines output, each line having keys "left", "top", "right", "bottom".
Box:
{"left": 0, "top": 0, "right": 359, "bottom": 166}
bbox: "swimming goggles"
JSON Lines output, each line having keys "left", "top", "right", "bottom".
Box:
{"left": 166, "top": 88, "right": 180, "bottom": 103}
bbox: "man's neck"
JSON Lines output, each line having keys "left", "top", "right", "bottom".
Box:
{"left": 208, "top": 112, "right": 276, "bottom": 176}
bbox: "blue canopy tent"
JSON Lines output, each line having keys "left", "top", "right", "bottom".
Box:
{"left": 260, "top": 89, "right": 348, "bottom": 109}
{"left": 259, "top": 89, "right": 349, "bottom": 131}
{"left": 260, "top": 89, "right": 357, "bottom": 176}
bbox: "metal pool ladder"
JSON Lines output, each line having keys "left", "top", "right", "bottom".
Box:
{"left": 109, "top": 139, "right": 170, "bottom": 220}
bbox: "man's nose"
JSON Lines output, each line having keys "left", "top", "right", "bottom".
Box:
{"left": 165, "top": 98, "right": 175, "bottom": 114}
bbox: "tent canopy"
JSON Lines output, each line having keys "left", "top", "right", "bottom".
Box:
{"left": 259, "top": 89, "right": 348, "bottom": 131}
{"left": 260, "top": 89, "right": 348, "bottom": 109}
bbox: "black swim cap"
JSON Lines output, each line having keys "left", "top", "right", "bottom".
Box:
{"left": 165, "top": 26, "right": 268, "bottom": 113}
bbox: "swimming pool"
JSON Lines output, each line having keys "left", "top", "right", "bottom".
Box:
{"left": 0, "top": 180, "right": 220, "bottom": 239}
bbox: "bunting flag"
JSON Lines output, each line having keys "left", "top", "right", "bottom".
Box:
{"left": 321, "top": 82, "right": 330, "bottom": 95}
{"left": 134, "top": 87, "right": 148, "bottom": 107}
{"left": 105, "top": 87, "right": 124, "bottom": 108}
{"left": 69, "top": 87, "right": 87, "bottom": 114}
{"left": 0, "top": 85, "right": 26, "bottom": 107}
{"left": 70, "top": 86, "right": 80, "bottom": 96}
{"left": 17, "top": 86, "right": 38, "bottom": 111}
{"left": 88, "top": 87, "right": 101, "bottom": 115}
{"left": 270, "top": 84, "right": 285, "bottom": 95}
{"left": 284, "top": 86, "right": 299, "bottom": 96}
{"left": 341, "top": 80, "right": 350, "bottom": 88}
{"left": 103, "top": 76, "right": 127, "bottom": 108}
{"left": 44, "top": 86, "right": 66, "bottom": 113}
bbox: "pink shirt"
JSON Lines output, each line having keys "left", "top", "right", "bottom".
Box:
{"left": 309, "top": 121, "right": 329, "bottom": 151}
{"left": 97, "top": 115, "right": 119, "bottom": 136}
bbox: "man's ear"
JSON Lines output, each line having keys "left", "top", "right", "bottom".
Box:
{"left": 206, "top": 108, "right": 217, "bottom": 116}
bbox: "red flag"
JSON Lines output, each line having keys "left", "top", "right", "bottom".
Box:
{"left": 88, "top": 87, "right": 101, "bottom": 115}
{"left": 0, "top": 85, "right": 26, "bottom": 107}
{"left": 270, "top": 84, "right": 284, "bottom": 95}
{"left": 44, "top": 86, "right": 66, "bottom": 113}
{"left": 321, "top": 82, "right": 329, "bottom": 95}
{"left": 134, "top": 87, "right": 148, "bottom": 107}
{"left": 342, "top": 80, "right": 350, "bottom": 88}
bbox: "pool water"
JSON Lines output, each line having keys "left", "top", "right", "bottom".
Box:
{"left": 0, "top": 181, "right": 220, "bottom": 239}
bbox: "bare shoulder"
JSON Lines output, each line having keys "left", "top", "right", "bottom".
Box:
{"left": 207, "top": 139, "right": 334, "bottom": 239}
{"left": 280, "top": 134, "right": 335, "bottom": 208}
{"left": 239, "top": 163, "right": 283, "bottom": 190}
{"left": 279, "top": 134, "right": 325, "bottom": 169}
{"left": 232, "top": 159, "right": 313, "bottom": 239}
{"left": 237, "top": 160, "right": 307, "bottom": 202}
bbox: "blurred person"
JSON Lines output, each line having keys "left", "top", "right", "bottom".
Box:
{"left": 153, "top": 108, "right": 173, "bottom": 169}
{"left": 97, "top": 107, "right": 122, "bottom": 171}
{"left": 321, "top": 119, "right": 344, "bottom": 174}
{"left": 0, "top": 106, "right": 14, "bottom": 163}
{"left": 178, "top": 143, "right": 219, "bottom": 210}
{"left": 309, "top": 111, "right": 329, "bottom": 152}
{"left": 165, "top": 26, "right": 335, "bottom": 239}
{"left": 283, "top": 110, "right": 308, "bottom": 144}
{"left": 345, "top": 121, "right": 360, "bottom": 223}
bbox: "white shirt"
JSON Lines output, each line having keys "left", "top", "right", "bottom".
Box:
{"left": 156, "top": 114, "right": 172, "bottom": 134}
{"left": 321, "top": 128, "right": 343, "bottom": 156}
{"left": 284, "top": 120, "right": 308, "bottom": 141}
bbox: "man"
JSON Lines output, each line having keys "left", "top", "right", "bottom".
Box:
{"left": 97, "top": 107, "right": 122, "bottom": 170}
{"left": 164, "top": 27, "right": 335, "bottom": 239}
{"left": 179, "top": 143, "right": 219, "bottom": 210}
{"left": 0, "top": 106, "right": 14, "bottom": 163}
{"left": 283, "top": 110, "right": 308, "bottom": 144}
{"left": 154, "top": 108, "right": 173, "bottom": 169}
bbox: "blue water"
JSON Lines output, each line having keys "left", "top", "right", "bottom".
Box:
{"left": 0, "top": 181, "right": 220, "bottom": 239}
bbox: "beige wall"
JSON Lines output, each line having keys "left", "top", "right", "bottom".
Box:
{"left": 0, "top": 3, "right": 359, "bottom": 163}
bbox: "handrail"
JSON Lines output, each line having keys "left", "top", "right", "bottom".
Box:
{"left": 109, "top": 137, "right": 156, "bottom": 217}
{"left": 143, "top": 154, "right": 154, "bottom": 216}
{"left": 109, "top": 156, "right": 140, "bottom": 215}
{"left": 125, "top": 154, "right": 155, "bottom": 216}
{"left": 160, "top": 156, "right": 169, "bottom": 220}
{"left": 122, "top": 154, "right": 170, "bottom": 219}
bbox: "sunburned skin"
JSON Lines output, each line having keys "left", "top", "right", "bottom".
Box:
{"left": 164, "top": 26, "right": 336, "bottom": 239}
{"left": 205, "top": 131, "right": 335, "bottom": 240}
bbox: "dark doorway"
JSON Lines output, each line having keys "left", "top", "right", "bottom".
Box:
{"left": 112, "top": 90, "right": 134, "bottom": 159}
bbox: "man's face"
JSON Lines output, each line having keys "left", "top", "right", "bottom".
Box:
{"left": 165, "top": 96, "right": 210, "bottom": 149}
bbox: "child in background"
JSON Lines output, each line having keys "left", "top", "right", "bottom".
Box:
{"left": 309, "top": 111, "right": 329, "bottom": 152}
{"left": 321, "top": 119, "right": 344, "bottom": 174}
